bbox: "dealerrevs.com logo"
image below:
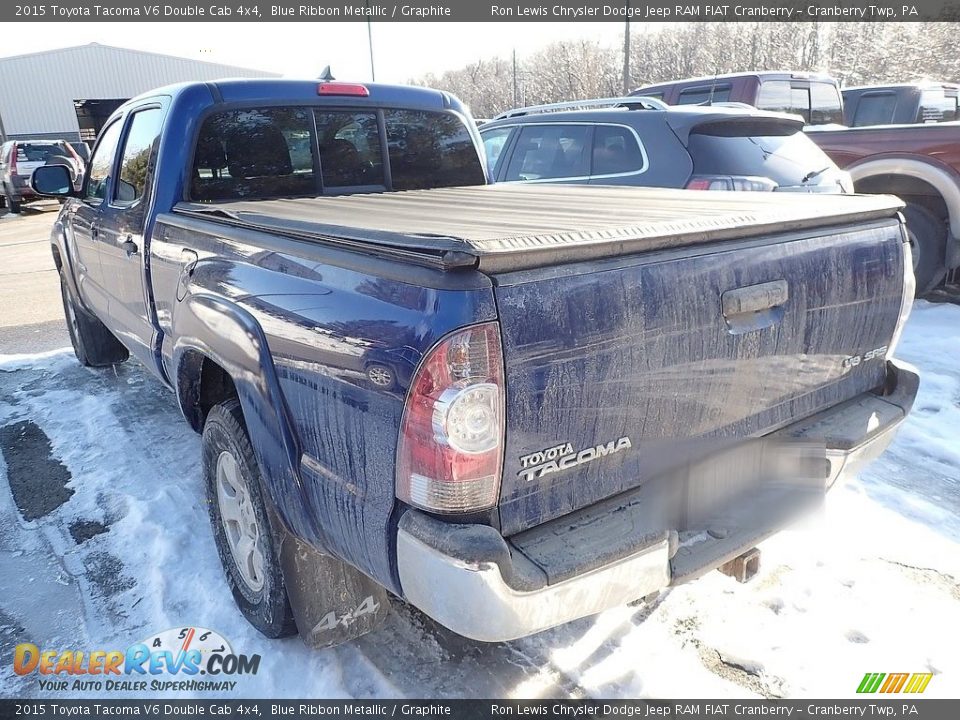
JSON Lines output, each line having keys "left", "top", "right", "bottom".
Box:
{"left": 13, "top": 627, "right": 260, "bottom": 693}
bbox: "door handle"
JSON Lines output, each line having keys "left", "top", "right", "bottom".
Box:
{"left": 721, "top": 280, "right": 788, "bottom": 334}
{"left": 176, "top": 249, "right": 199, "bottom": 302}
{"left": 722, "top": 280, "right": 788, "bottom": 316}
{"left": 121, "top": 236, "right": 138, "bottom": 256}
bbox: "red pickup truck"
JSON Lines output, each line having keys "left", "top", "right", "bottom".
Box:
{"left": 808, "top": 123, "right": 960, "bottom": 294}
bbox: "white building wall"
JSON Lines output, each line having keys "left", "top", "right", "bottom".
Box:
{"left": 0, "top": 43, "right": 278, "bottom": 139}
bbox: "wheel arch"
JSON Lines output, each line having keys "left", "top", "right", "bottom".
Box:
{"left": 848, "top": 157, "right": 960, "bottom": 240}
{"left": 171, "top": 293, "right": 316, "bottom": 543}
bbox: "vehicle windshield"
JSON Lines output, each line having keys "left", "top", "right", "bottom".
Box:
{"left": 687, "top": 122, "right": 838, "bottom": 187}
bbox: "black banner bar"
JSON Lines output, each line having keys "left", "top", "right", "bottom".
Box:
{"left": 3, "top": 700, "right": 960, "bottom": 720}
{"left": 4, "top": 0, "right": 960, "bottom": 22}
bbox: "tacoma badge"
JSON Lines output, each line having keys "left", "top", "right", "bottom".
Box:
{"left": 518, "top": 437, "right": 632, "bottom": 482}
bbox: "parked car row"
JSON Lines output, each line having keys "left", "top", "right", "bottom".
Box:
{"left": 0, "top": 138, "right": 87, "bottom": 212}
{"left": 623, "top": 71, "right": 960, "bottom": 293}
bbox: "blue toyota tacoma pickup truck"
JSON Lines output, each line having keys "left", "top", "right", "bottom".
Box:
{"left": 31, "top": 79, "right": 919, "bottom": 647}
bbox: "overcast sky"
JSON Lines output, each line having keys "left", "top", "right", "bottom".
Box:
{"left": 3, "top": 22, "right": 629, "bottom": 82}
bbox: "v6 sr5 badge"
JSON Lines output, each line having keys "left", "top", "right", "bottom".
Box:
{"left": 518, "top": 436, "right": 632, "bottom": 482}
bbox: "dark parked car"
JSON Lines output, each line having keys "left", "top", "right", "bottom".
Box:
{"left": 480, "top": 98, "right": 852, "bottom": 194}
{"left": 842, "top": 82, "right": 960, "bottom": 127}
{"left": 0, "top": 139, "right": 84, "bottom": 212}
{"left": 631, "top": 71, "right": 844, "bottom": 126}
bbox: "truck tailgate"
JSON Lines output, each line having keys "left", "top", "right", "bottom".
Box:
{"left": 494, "top": 220, "right": 906, "bottom": 536}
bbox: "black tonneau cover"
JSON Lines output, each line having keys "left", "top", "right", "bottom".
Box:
{"left": 173, "top": 184, "right": 904, "bottom": 272}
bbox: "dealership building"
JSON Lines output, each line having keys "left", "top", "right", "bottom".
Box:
{"left": 0, "top": 43, "right": 278, "bottom": 144}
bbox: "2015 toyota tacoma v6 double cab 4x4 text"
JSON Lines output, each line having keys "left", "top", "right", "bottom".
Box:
{"left": 30, "top": 79, "right": 918, "bottom": 647}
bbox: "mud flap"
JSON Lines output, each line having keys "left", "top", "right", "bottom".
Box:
{"left": 279, "top": 533, "right": 390, "bottom": 649}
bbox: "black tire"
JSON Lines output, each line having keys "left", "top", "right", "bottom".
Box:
{"left": 203, "top": 398, "right": 297, "bottom": 639}
{"left": 902, "top": 203, "right": 947, "bottom": 295}
{"left": 5, "top": 193, "right": 21, "bottom": 214}
{"left": 58, "top": 273, "right": 129, "bottom": 367}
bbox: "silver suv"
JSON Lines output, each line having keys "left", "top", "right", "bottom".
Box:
{"left": 1, "top": 139, "right": 84, "bottom": 213}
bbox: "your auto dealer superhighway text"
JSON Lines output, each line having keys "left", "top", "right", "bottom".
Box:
{"left": 490, "top": 5, "right": 918, "bottom": 18}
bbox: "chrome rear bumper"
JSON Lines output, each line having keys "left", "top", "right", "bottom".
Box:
{"left": 397, "top": 360, "right": 918, "bottom": 642}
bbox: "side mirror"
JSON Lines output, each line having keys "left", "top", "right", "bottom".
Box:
{"left": 31, "top": 165, "right": 75, "bottom": 197}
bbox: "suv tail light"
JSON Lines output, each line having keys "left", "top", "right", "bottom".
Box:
{"left": 686, "top": 175, "right": 778, "bottom": 192}
{"left": 9, "top": 143, "right": 17, "bottom": 175}
{"left": 396, "top": 322, "right": 505, "bottom": 514}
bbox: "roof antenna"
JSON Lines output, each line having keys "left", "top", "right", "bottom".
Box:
{"left": 318, "top": 65, "right": 335, "bottom": 81}
{"left": 706, "top": 66, "right": 720, "bottom": 106}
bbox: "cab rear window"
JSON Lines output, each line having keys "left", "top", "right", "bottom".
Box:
{"left": 190, "top": 105, "right": 483, "bottom": 201}
{"left": 676, "top": 85, "right": 732, "bottom": 105}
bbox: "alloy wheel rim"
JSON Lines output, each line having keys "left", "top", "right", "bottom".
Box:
{"left": 368, "top": 366, "right": 392, "bottom": 386}
{"left": 216, "top": 450, "right": 266, "bottom": 593}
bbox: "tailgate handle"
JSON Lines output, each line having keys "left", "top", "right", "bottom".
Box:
{"left": 722, "top": 280, "right": 788, "bottom": 316}
{"left": 721, "top": 280, "right": 788, "bottom": 333}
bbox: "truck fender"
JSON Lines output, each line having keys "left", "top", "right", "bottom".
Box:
{"left": 50, "top": 221, "right": 88, "bottom": 314}
{"left": 171, "top": 293, "right": 315, "bottom": 543}
{"left": 848, "top": 156, "right": 960, "bottom": 241}
{"left": 172, "top": 293, "right": 390, "bottom": 644}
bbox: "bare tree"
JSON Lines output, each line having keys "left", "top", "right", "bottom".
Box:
{"left": 413, "top": 22, "right": 960, "bottom": 116}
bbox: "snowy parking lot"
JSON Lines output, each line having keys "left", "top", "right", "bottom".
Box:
{"left": 1, "top": 300, "right": 958, "bottom": 700}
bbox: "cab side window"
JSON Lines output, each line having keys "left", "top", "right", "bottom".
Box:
{"left": 852, "top": 92, "right": 897, "bottom": 126}
{"left": 115, "top": 108, "right": 163, "bottom": 206}
{"left": 481, "top": 127, "right": 513, "bottom": 176}
{"left": 84, "top": 121, "right": 124, "bottom": 203}
{"left": 505, "top": 125, "right": 591, "bottom": 181}
{"left": 591, "top": 126, "right": 645, "bottom": 177}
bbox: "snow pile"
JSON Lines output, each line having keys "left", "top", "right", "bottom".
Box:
{"left": 0, "top": 302, "right": 957, "bottom": 699}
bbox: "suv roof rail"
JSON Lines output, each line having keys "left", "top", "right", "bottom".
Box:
{"left": 493, "top": 96, "right": 668, "bottom": 120}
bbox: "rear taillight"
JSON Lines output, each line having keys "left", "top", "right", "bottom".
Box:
{"left": 9, "top": 143, "right": 17, "bottom": 175}
{"left": 887, "top": 233, "right": 916, "bottom": 359}
{"left": 396, "top": 322, "right": 505, "bottom": 514}
{"left": 686, "top": 175, "right": 778, "bottom": 192}
{"left": 317, "top": 82, "right": 370, "bottom": 97}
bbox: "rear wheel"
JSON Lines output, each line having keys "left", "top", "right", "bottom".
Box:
{"left": 203, "top": 398, "right": 297, "bottom": 638}
{"left": 3, "top": 191, "right": 20, "bottom": 214}
{"left": 58, "top": 273, "right": 129, "bottom": 367}
{"left": 902, "top": 203, "right": 947, "bottom": 295}
{"left": 366, "top": 363, "right": 395, "bottom": 389}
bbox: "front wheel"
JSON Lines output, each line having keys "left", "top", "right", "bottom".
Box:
{"left": 902, "top": 203, "right": 947, "bottom": 295}
{"left": 203, "top": 398, "right": 297, "bottom": 638}
{"left": 59, "top": 273, "right": 129, "bottom": 367}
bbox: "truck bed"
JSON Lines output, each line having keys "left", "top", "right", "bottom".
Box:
{"left": 172, "top": 184, "right": 903, "bottom": 272}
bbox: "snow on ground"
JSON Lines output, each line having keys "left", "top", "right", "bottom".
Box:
{"left": 0, "top": 302, "right": 958, "bottom": 700}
